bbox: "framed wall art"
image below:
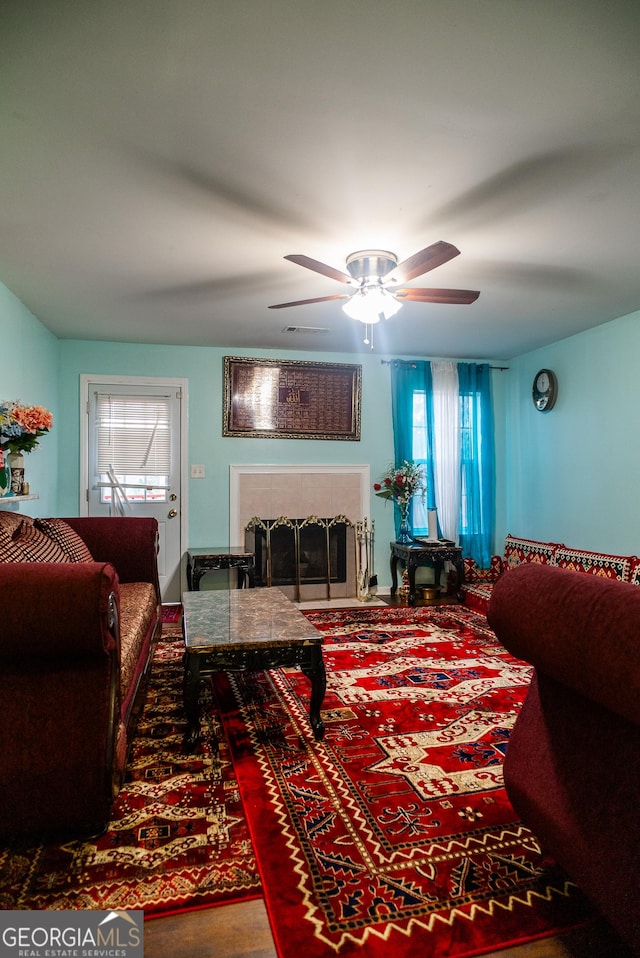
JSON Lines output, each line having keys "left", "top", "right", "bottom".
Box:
{"left": 223, "top": 356, "right": 362, "bottom": 440}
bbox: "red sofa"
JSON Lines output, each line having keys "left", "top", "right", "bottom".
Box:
{"left": 488, "top": 563, "right": 640, "bottom": 953}
{"left": 461, "top": 533, "right": 640, "bottom": 614}
{"left": 0, "top": 512, "right": 161, "bottom": 840}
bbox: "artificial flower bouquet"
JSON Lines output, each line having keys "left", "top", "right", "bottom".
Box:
{"left": 0, "top": 400, "right": 53, "bottom": 454}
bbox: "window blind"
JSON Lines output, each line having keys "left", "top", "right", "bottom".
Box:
{"left": 95, "top": 393, "right": 172, "bottom": 474}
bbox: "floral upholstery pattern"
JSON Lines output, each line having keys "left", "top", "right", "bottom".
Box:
{"left": 119, "top": 582, "right": 157, "bottom": 707}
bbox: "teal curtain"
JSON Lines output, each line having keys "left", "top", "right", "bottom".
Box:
{"left": 458, "top": 363, "right": 495, "bottom": 567}
{"left": 390, "top": 361, "right": 435, "bottom": 538}
{"left": 389, "top": 359, "right": 494, "bottom": 564}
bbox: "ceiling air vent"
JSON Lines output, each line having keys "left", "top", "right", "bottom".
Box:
{"left": 283, "top": 325, "right": 330, "bottom": 335}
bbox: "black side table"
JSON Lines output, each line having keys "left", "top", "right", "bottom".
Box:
{"left": 390, "top": 541, "right": 465, "bottom": 606}
{"left": 186, "top": 547, "right": 256, "bottom": 591}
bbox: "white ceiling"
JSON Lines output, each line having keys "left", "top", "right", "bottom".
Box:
{"left": 2, "top": 0, "right": 640, "bottom": 359}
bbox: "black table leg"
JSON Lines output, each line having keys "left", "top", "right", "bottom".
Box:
{"left": 183, "top": 651, "right": 203, "bottom": 752}
{"left": 236, "top": 559, "right": 256, "bottom": 588}
{"left": 407, "top": 559, "right": 417, "bottom": 606}
{"left": 433, "top": 560, "right": 443, "bottom": 597}
{"left": 390, "top": 553, "right": 399, "bottom": 596}
{"left": 190, "top": 562, "right": 205, "bottom": 591}
{"left": 301, "top": 646, "right": 326, "bottom": 740}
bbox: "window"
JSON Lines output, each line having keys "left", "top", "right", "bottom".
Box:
{"left": 391, "top": 360, "right": 494, "bottom": 565}
{"left": 95, "top": 394, "right": 172, "bottom": 504}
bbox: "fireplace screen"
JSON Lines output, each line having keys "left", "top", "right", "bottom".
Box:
{"left": 246, "top": 517, "right": 351, "bottom": 597}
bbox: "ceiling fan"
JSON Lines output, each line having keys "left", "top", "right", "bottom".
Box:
{"left": 268, "top": 241, "right": 480, "bottom": 340}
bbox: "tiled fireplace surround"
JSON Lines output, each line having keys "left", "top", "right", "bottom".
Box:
{"left": 230, "top": 465, "right": 370, "bottom": 602}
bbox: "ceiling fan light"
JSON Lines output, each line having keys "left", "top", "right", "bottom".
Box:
{"left": 342, "top": 294, "right": 379, "bottom": 323}
{"left": 342, "top": 288, "right": 402, "bottom": 324}
{"left": 380, "top": 294, "right": 402, "bottom": 319}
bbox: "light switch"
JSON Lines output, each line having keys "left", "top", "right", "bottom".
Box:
{"left": 191, "top": 464, "right": 205, "bottom": 478}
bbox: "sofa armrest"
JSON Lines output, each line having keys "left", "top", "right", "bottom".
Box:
{"left": 0, "top": 562, "right": 119, "bottom": 660}
{"left": 62, "top": 516, "right": 160, "bottom": 599}
{"left": 487, "top": 562, "right": 640, "bottom": 725}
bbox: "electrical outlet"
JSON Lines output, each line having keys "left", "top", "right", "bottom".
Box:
{"left": 191, "top": 464, "right": 205, "bottom": 479}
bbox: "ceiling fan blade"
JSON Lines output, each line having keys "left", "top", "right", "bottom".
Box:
{"left": 269, "top": 293, "right": 351, "bottom": 309}
{"left": 395, "top": 287, "right": 480, "bottom": 305}
{"left": 284, "top": 254, "right": 353, "bottom": 285}
{"left": 385, "top": 241, "right": 460, "bottom": 283}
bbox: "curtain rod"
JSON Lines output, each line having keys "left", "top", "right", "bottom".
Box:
{"left": 380, "top": 359, "right": 509, "bottom": 371}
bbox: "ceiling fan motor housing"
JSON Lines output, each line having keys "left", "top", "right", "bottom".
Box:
{"left": 346, "top": 250, "right": 398, "bottom": 285}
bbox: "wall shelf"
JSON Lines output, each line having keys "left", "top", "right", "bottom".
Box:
{"left": 0, "top": 494, "right": 39, "bottom": 503}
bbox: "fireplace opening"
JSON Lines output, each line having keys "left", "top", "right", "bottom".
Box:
{"left": 247, "top": 518, "right": 348, "bottom": 588}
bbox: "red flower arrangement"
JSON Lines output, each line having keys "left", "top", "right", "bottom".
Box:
{"left": 373, "top": 460, "right": 424, "bottom": 505}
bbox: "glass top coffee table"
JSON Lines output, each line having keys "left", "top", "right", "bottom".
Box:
{"left": 182, "top": 587, "right": 326, "bottom": 751}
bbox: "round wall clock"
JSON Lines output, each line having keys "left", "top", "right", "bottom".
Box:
{"left": 532, "top": 368, "right": 558, "bottom": 412}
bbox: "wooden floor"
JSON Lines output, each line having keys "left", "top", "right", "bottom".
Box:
{"left": 145, "top": 897, "right": 632, "bottom": 957}
{"left": 146, "top": 595, "right": 633, "bottom": 957}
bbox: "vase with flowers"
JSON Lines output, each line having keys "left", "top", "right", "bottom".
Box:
{"left": 373, "top": 460, "right": 425, "bottom": 544}
{"left": 0, "top": 400, "right": 53, "bottom": 497}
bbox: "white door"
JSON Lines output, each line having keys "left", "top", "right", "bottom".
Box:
{"left": 82, "top": 377, "right": 185, "bottom": 602}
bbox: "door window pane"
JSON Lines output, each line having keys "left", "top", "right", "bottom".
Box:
{"left": 95, "top": 393, "right": 172, "bottom": 504}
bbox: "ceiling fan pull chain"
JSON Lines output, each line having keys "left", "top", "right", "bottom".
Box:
{"left": 363, "top": 322, "right": 375, "bottom": 349}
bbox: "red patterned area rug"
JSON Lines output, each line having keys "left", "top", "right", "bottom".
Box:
{"left": 0, "top": 623, "right": 260, "bottom": 917}
{"left": 161, "top": 603, "right": 182, "bottom": 623}
{"left": 213, "top": 604, "right": 595, "bottom": 958}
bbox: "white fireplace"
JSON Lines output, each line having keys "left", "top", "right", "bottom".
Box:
{"left": 230, "top": 464, "right": 370, "bottom": 601}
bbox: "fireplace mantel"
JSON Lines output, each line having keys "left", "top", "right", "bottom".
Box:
{"left": 229, "top": 464, "right": 370, "bottom": 546}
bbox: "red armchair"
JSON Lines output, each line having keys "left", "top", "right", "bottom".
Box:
{"left": 488, "top": 563, "right": 640, "bottom": 953}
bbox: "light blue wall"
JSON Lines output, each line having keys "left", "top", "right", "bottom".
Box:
{"left": 503, "top": 307, "right": 640, "bottom": 556}
{"left": 0, "top": 282, "right": 59, "bottom": 515}
{"left": 18, "top": 270, "right": 640, "bottom": 576}
{"left": 58, "top": 341, "right": 401, "bottom": 568}
{"left": 58, "top": 342, "right": 511, "bottom": 584}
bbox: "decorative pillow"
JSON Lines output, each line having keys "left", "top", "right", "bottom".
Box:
{"left": 628, "top": 558, "right": 640, "bottom": 587}
{"left": 9, "top": 520, "right": 71, "bottom": 562}
{"left": 34, "top": 517, "right": 94, "bottom": 562}
{"left": 0, "top": 527, "right": 22, "bottom": 562}
{"left": 463, "top": 557, "right": 478, "bottom": 582}
{"left": 463, "top": 555, "right": 503, "bottom": 583}
{"left": 0, "top": 510, "right": 31, "bottom": 536}
{"left": 503, "top": 535, "right": 559, "bottom": 570}
{"left": 554, "top": 546, "right": 632, "bottom": 581}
